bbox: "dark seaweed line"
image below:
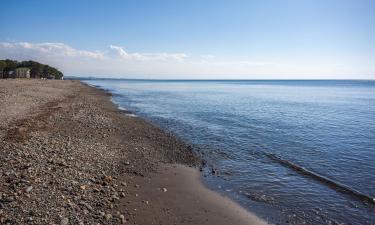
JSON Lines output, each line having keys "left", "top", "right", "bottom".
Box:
{"left": 265, "top": 153, "right": 375, "bottom": 205}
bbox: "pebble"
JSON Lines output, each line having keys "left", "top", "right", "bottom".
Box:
{"left": 111, "top": 195, "right": 119, "bottom": 201}
{"left": 119, "top": 214, "right": 126, "bottom": 224}
{"left": 104, "top": 176, "right": 113, "bottom": 182}
{"left": 105, "top": 213, "right": 112, "bottom": 220}
{"left": 0, "top": 81, "right": 199, "bottom": 225}
{"left": 26, "top": 186, "right": 33, "bottom": 193}
{"left": 60, "top": 217, "right": 69, "bottom": 225}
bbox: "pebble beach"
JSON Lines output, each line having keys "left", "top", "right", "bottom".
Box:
{"left": 0, "top": 79, "right": 266, "bottom": 225}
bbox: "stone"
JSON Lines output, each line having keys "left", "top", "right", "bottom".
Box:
{"left": 161, "top": 188, "right": 167, "bottom": 192}
{"left": 119, "top": 214, "right": 126, "bottom": 224}
{"left": 105, "top": 214, "right": 112, "bottom": 220}
{"left": 60, "top": 217, "right": 69, "bottom": 225}
{"left": 112, "top": 195, "right": 119, "bottom": 201}
{"left": 25, "top": 186, "right": 33, "bottom": 193}
{"left": 104, "top": 175, "right": 113, "bottom": 182}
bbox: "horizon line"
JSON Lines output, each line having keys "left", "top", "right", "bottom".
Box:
{"left": 66, "top": 76, "right": 375, "bottom": 81}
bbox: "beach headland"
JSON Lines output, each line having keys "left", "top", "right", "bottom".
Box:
{"left": 0, "top": 79, "right": 267, "bottom": 225}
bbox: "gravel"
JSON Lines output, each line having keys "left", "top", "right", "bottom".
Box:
{"left": 0, "top": 79, "right": 198, "bottom": 225}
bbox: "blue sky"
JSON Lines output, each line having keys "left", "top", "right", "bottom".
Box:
{"left": 1, "top": 0, "right": 374, "bottom": 79}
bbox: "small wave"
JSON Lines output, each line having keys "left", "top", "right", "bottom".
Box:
{"left": 117, "top": 107, "right": 138, "bottom": 117}
{"left": 124, "top": 113, "right": 138, "bottom": 117}
{"left": 265, "top": 153, "right": 375, "bottom": 205}
{"left": 108, "top": 96, "right": 139, "bottom": 117}
{"left": 244, "top": 192, "right": 275, "bottom": 204}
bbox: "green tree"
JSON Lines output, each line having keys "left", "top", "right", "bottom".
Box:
{"left": 0, "top": 59, "right": 63, "bottom": 79}
{"left": 0, "top": 61, "right": 6, "bottom": 78}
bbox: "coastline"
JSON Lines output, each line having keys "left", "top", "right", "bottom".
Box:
{"left": 119, "top": 163, "right": 268, "bottom": 225}
{"left": 0, "top": 79, "right": 267, "bottom": 225}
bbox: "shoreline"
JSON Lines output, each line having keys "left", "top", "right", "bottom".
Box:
{"left": 118, "top": 163, "right": 268, "bottom": 225}
{"left": 0, "top": 79, "right": 267, "bottom": 225}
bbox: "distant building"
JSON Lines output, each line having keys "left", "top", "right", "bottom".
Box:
{"left": 14, "top": 68, "right": 31, "bottom": 78}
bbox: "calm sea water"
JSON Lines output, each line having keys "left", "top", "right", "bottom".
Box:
{"left": 84, "top": 79, "right": 375, "bottom": 225}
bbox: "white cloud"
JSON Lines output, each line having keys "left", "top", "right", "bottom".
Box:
{"left": 108, "top": 45, "right": 187, "bottom": 61}
{"left": 200, "top": 54, "right": 216, "bottom": 60}
{"left": 0, "top": 42, "right": 192, "bottom": 77}
{"left": 0, "top": 42, "right": 188, "bottom": 62}
{"left": 0, "top": 42, "right": 104, "bottom": 60}
{"left": 0, "top": 41, "right": 373, "bottom": 79}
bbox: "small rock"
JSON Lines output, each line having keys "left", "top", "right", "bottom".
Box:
{"left": 60, "top": 217, "right": 69, "bottom": 225}
{"left": 26, "top": 186, "right": 33, "bottom": 193}
{"left": 105, "top": 214, "right": 112, "bottom": 220}
{"left": 113, "top": 195, "right": 119, "bottom": 200}
{"left": 104, "top": 176, "right": 113, "bottom": 182}
{"left": 161, "top": 188, "right": 167, "bottom": 192}
{"left": 119, "top": 214, "right": 126, "bottom": 224}
{"left": 80, "top": 201, "right": 93, "bottom": 211}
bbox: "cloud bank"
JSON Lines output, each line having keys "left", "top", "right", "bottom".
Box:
{"left": 0, "top": 42, "right": 373, "bottom": 79}
{"left": 0, "top": 42, "right": 193, "bottom": 77}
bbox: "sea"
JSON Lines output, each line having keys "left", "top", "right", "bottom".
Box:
{"left": 83, "top": 79, "right": 375, "bottom": 225}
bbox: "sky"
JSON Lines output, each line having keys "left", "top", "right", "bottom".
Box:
{"left": 1, "top": 0, "right": 374, "bottom": 79}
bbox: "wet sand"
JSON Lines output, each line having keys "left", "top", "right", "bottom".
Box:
{"left": 0, "top": 79, "right": 267, "bottom": 225}
{"left": 120, "top": 164, "right": 268, "bottom": 225}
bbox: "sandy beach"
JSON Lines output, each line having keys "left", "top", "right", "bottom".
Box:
{"left": 0, "top": 79, "right": 267, "bottom": 225}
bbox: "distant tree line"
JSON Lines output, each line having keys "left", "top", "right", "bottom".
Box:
{"left": 0, "top": 59, "right": 63, "bottom": 79}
